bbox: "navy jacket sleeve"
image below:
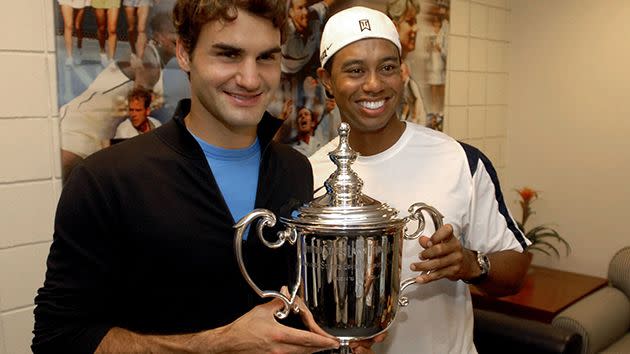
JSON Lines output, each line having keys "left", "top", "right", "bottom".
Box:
{"left": 33, "top": 163, "right": 119, "bottom": 353}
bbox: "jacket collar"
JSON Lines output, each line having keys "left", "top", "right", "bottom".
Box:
{"left": 155, "top": 99, "right": 283, "bottom": 159}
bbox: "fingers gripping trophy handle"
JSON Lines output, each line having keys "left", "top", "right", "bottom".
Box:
{"left": 233, "top": 208, "right": 301, "bottom": 319}
{"left": 399, "top": 202, "right": 445, "bottom": 307}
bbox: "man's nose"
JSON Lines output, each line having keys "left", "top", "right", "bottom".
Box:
{"left": 235, "top": 58, "right": 261, "bottom": 91}
{"left": 362, "top": 71, "right": 384, "bottom": 93}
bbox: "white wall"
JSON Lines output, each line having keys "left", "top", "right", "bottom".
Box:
{"left": 0, "top": 0, "right": 60, "bottom": 353}
{"left": 507, "top": 0, "right": 630, "bottom": 277}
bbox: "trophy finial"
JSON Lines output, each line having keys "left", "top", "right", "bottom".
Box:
{"left": 324, "top": 123, "right": 364, "bottom": 206}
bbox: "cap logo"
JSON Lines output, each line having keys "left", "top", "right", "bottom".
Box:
{"left": 320, "top": 42, "right": 333, "bottom": 62}
{"left": 359, "top": 19, "right": 371, "bottom": 32}
{"left": 320, "top": 49, "right": 328, "bottom": 62}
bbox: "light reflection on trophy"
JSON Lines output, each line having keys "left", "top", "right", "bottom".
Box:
{"left": 234, "top": 123, "right": 443, "bottom": 352}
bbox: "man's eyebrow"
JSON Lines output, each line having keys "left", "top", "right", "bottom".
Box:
{"left": 260, "top": 46, "right": 282, "bottom": 57}
{"left": 380, "top": 55, "right": 401, "bottom": 63}
{"left": 340, "top": 55, "right": 399, "bottom": 68}
{"left": 211, "top": 43, "right": 282, "bottom": 57}
{"left": 212, "top": 43, "right": 243, "bottom": 53}
{"left": 340, "top": 59, "right": 364, "bottom": 69}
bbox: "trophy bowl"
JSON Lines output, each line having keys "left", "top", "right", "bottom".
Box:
{"left": 234, "top": 123, "right": 443, "bottom": 351}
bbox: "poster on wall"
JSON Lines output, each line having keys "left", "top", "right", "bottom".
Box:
{"left": 54, "top": 0, "right": 189, "bottom": 181}
{"left": 54, "top": 0, "right": 449, "bottom": 181}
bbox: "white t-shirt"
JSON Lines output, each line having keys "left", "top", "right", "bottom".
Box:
{"left": 114, "top": 117, "right": 161, "bottom": 139}
{"left": 309, "top": 123, "right": 528, "bottom": 354}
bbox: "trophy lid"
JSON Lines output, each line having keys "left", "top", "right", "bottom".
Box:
{"left": 282, "top": 123, "right": 404, "bottom": 231}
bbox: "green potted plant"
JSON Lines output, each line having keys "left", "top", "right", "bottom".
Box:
{"left": 516, "top": 187, "right": 570, "bottom": 257}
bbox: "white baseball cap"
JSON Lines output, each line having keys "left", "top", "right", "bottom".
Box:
{"left": 319, "top": 6, "right": 402, "bottom": 68}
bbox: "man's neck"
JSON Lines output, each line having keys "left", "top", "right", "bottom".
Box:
{"left": 348, "top": 119, "right": 406, "bottom": 156}
{"left": 134, "top": 119, "right": 152, "bottom": 133}
{"left": 298, "top": 132, "right": 311, "bottom": 144}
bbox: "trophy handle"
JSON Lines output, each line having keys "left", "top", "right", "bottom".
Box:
{"left": 399, "top": 202, "right": 444, "bottom": 306}
{"left": 234, "top": 208, "right": 301, "bottom": 319}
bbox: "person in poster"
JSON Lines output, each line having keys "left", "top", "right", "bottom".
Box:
{"left": 57, "top": 0, "right": 90, "bottom": 66}
{"left": 92, "top": 0, "right": 122, "bottom": 67}
{"left": 59, "top": 11, "right": 177, "bottom": 181}
{"left": 425, "top": 0, "right": 449, "bottom": 129}
{"left": 123, "top": 0, "right": 157, "bottom": 68}
{"left": 282, "top": 0, "right": 336, "bottom": 75}
{"left": 386, "top": 0, "right": 428, "bottom": 125}
{"left": 113, "top": 86, "right": 162, "bottom": 138}
{"left": 310, "top": 6, "right": 530, "bottom": 353}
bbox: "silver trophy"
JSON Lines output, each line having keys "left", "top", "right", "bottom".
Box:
{"left": 234, "top": 123, "right": 443, "bottom": 352}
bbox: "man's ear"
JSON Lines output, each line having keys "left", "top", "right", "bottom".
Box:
{"left": 175, "top": 38, "right": 191, "bottom": 72}
{"left": 316, "top": 67, "right": 334, "bottom": 99}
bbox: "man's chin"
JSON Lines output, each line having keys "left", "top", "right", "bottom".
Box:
{"left": 346, "top": 113, "right": 399, "bottom": 133}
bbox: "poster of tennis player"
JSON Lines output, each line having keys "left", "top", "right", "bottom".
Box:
{"left": 53, "top": 0, "right": 449, "bottom": 182}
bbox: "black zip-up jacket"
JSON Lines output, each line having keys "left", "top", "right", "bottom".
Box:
{"left": 32, "top": 100, "right": 313, "bottom": 353}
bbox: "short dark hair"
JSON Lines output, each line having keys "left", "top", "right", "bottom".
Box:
{"left": 128, "top": 87, "right": 153, "bottom": 109}
{"left": 296, "top": 105, "right": 311, "bottom": 113}
{"left": 173, "top": 0, "right": 287, "bottom": 55}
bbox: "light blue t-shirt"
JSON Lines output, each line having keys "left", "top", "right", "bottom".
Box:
{"left": 190, "top": 132, "right": 261, "bottom": 235}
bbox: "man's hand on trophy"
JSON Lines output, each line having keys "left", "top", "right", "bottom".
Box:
{"left": 281, "top": 287, "right": 385, "bottom": 353}
{"left": 349, "top": 332, "right": 387, "bottom": 354}
{"left": 220, "top": 297, "right": 340, "bottom": 353}
{"left": 410, "top": 224, "right": 478, "bottom": 283}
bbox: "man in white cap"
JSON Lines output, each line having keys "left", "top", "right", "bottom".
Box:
{"left": 310, "top": 6, "right": 531, "bottom": 353}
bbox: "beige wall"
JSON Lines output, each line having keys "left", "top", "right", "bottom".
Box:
{"left": 0, "top": 0, "right": 60, "bottom": 353}
{"left": 507, "top": 0, "right": 630, "bottom": 276}
{"left": 444, "top": 0, "right": 512, "bottom": 183}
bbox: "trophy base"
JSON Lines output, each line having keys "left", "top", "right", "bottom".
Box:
{"left": 322, "top": 347, "right": 352, "bottom": 354}
{"left": 321, "top": 338, "right": 352, "bottom": 354}
{"left": 321, "top": 336, "right": 374, "bottom": 354}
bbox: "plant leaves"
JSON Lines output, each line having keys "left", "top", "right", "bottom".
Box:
{"left": 527, "top": 245, "right": 552, "bottom": 257}
{"left": 532, "top": 240, "right": 561, "bottom": 257}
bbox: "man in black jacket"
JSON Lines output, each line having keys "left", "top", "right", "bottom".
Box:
{"left": 32, "top": 1, "right": 341, "bottom": 353}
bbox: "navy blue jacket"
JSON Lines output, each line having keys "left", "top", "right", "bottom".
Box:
{"left": 33, "top": 100, "right": 313, "bottom": 353}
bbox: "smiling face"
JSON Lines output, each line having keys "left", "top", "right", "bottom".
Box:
{"left": 318, "top": 38, "right": 403, "bottom": 138}
{"left": 176, "top": 9, "right": 281, "bottom": 144}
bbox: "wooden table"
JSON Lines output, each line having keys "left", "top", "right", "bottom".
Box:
{"left": 470, "top": 265, "right": 608, "bottom": 323}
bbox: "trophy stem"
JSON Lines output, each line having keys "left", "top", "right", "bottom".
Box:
{"left": 338, "top": 339, "right": 351, "bottom": 354}
{"left": 321, "top": 339, "right": 352, "bottom": 354}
